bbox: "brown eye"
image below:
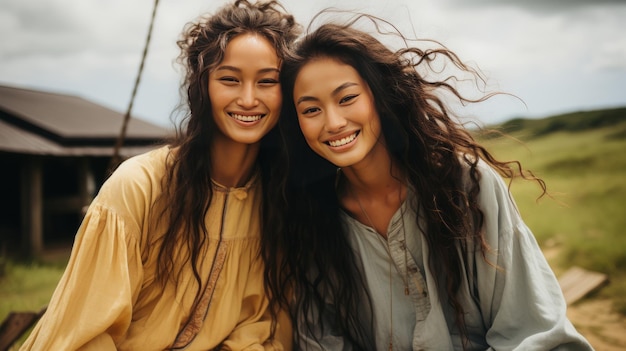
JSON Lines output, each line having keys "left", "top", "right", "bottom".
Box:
{"left": 258, "top": 78, "right": 279, "bottom": 86}
{"left": 219, "top": 77, "right": 239, "bottom": 84}
{"left": 301, "top": 106, "right": 320, "bottom": 115}
{"left": 339, "top": 94, "right": 358, "bottom": 104}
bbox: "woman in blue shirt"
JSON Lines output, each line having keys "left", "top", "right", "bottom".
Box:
{"left": 262, "top": 13, "right": 594, "bottom": 351}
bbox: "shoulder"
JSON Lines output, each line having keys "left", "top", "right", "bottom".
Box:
{"left": 476, "top": 159, "right": 509, "bottom": 194}
{"left": 95, "top": 145, "right": 172, "bottom": 209}
{"left": 460, "top": 156, "right": 523, "bottom": 227}
{"left": 460, "top": 157, "right": 512, "bottom": 200}
{"left": 113, "top": 145, "right": 171, "bottom": 180}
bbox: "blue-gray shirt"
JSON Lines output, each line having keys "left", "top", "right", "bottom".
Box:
{"left": 296, "top": 161, "right": 593, "bottom": 351}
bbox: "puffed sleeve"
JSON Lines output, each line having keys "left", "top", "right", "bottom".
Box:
{"left": 472, "top": 163, "right": 593, "bottom": 350}
{"left": 20, "top": 167, "right": 145, "bottom": 350}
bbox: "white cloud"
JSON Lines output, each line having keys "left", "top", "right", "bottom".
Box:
{"left": 0, "top": 0, "right": 625, "bottom": 127}
{"left": 441, "top": 0, "right": 626, "bottom": 13}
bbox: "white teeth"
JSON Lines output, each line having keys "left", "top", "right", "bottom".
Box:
{"left": 328, "top": 133, "right": 357, "bottom": 147}
{"left": 231, "top": 113, "right": 263, "bottom": 122}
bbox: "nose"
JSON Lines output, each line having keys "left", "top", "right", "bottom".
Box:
{"left": 325, "top": 108, "right": 347, "bottom": 132}
{"left": 237, "top": 83, "right": 259, "bottom": 108}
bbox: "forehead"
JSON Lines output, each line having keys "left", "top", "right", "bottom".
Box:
{"left": 219, "top": 33, "right": 280, "bottom": 68}
{"left": 294, "top": 57, "right": 364, "bottom": 94}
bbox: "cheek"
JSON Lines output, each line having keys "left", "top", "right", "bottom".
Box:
{"left": 262, "top": 87, "right": 283, "bottom": 111}
{"left": 297, "top": 118, "right": 318, "bottom": 143}
{"left": 208, "top": 82, "right": 228, "bottom": 106}
{"left": 367, "top": 115, "right": 382, "bottom": 137}
{"left": 362, "top": 104, "right": 382, "bottom": 137}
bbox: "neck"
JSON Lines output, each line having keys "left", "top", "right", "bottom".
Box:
{"left": 341, "top": 145, "right": 404, "bottom": 200}
{"left": 210, "top": 134, "right": 261, "bottom": 188}
{"left": 339, "top": 147, "right": 406, "bottom": 237}
{"left": 341, "top": 165, "right": 405, "bottom": 214}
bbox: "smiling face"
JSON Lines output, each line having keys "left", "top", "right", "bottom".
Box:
{"left": 208, "top": 33, "right": 282, "bottom": 146}
{"left": 293, "top": 56, "right": 384, "bottom": 169}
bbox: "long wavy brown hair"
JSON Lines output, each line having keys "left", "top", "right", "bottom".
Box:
{"left": 263, "top": 13, "right": 546, "bottom": 349}
{"left": 153, "top": 0, "right": 300, "bottom": 313}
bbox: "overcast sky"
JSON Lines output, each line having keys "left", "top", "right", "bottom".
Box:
{"left": 1, "top": 0, "right": 625, "bottom": 129}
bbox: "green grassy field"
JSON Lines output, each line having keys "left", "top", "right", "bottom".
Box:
{"left": 0, "top": 259, "right": 64, "bottom": 313}
{"left": 1, "top": 107, "right": 625, "bottom": 346}
{"left": 478, "top": 107, "right": 626, "bottom": 314}
{"left": 0, "top": 256, "right": 65, "bottom": 349}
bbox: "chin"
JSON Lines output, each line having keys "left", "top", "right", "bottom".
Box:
{"left": 233, "top": 136, "right": 266, "bottom": 145}
{"left": 325, "top": 157, "right": 359, "bottom": 169}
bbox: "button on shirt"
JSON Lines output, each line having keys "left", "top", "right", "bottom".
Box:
{"left": 343, "top": 199, "right": 432, "bottom": 351}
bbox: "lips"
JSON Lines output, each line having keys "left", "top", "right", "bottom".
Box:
{"left": 326, "top": 131, "right": 359, "bottom": 147}
{"left": 229, "top": 113, "right": 265, "bottom": 122}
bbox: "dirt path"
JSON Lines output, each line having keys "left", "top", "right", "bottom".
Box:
{"left": 567, "top": 298, "right": 626, "bottom": 350}
{"left": 543, "top": 246, "right": 625, "bottom": 350}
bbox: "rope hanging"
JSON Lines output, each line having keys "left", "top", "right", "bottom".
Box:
{"left": 108, "top": 0, "right": 160, "bottom": 176}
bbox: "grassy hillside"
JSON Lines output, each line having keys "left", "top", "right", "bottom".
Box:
{"left": 478, "top": 106, "right": 626, "bottom": 314}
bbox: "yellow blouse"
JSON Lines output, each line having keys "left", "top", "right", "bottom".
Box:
{"left": 20, "top": 146, "right": 292, "bottom": 351}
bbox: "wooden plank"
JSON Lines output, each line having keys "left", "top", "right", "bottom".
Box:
{"left": 0, "top": 307, "right": 46, "bottom": 351}
{"left": 558, "top": 266, "right": 609, "bottom": 305}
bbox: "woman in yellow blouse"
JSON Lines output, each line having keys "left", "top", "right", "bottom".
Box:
{"left": 20, "top": 1, "right": 300, "bottom": 350}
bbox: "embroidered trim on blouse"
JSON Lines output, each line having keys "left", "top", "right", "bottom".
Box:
{"left": 171, "top": 241, "right": 230, "bottom": 350}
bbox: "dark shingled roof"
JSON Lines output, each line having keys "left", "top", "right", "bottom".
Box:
{"left": 0, "top": 84, "right": 170, "bottom": 156}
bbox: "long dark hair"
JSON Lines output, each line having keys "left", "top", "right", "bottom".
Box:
{"left": 264, "top": 13, "right": 546, "bottom": 349}
{"left": 153, "top": 0, "right": 299, "bottom": 317}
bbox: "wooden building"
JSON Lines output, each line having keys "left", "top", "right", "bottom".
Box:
{"left": 0, "top": 84, "right": 170, "bottom": 256}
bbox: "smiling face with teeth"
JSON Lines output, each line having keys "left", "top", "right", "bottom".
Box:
{"left": 208, "top": 33, "right": 282, "bottom": 147}
{"left": 293, "top": 56, "right": 385, "bottom": 169}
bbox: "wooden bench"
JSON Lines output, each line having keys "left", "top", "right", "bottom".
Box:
{"left": 0, "top": 306, "right": 46, "bottom": 351}
{"left": 558, "top": 266, "right": 609, "bottom": 305}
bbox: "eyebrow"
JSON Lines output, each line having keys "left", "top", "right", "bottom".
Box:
{"left": 215, "top": 65, "right": 280, "bottom": 74}
{"left": 296, "top": 82, "right": 358, "bottom": 105}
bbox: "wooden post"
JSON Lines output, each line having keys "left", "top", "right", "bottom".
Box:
{"left": 78, "top": 157, "right": 95, "bottom": 216}
{"left": 20, "top": 157, "right": 43, "bottom": 256}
